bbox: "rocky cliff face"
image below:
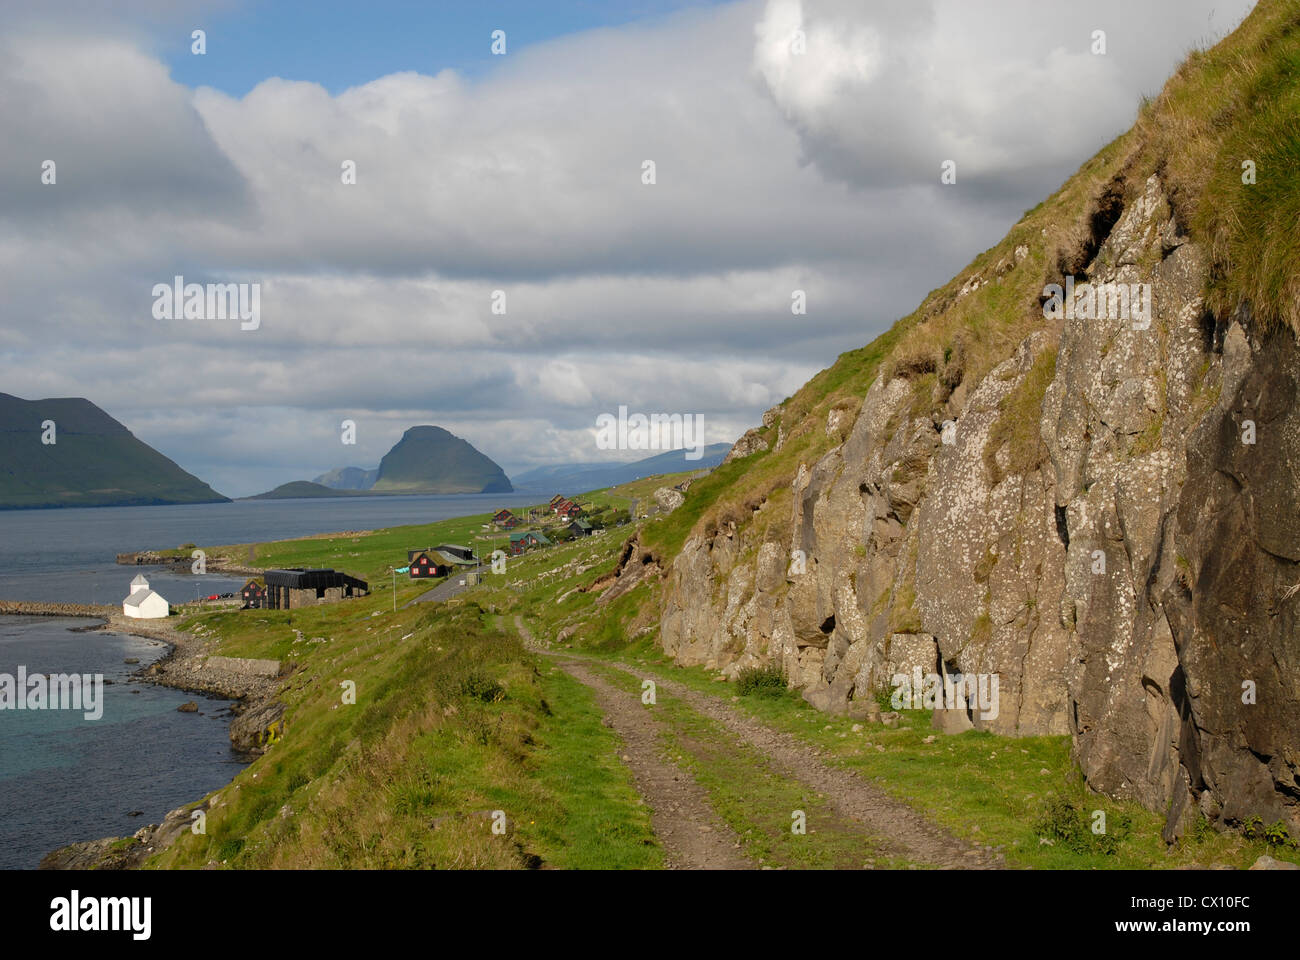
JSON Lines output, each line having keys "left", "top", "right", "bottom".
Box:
{"left": 658, "top": 169, "right": 1300, "bottom": 839}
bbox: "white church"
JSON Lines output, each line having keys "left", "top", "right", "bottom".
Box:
{"left": 122, "top": 574, "right": 170, "bottom": 619}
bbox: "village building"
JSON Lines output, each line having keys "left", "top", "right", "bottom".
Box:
{"left": 548, "top": 495, "right": 583, "bottom": 518}
{"left": 122, "top": 574, "right": 170, "bottom": 619}
{"left": 491, "top": 509, "right": 520, "bottom": 529}
{"left": 408, "top": 550, "right": 452, "bottom": 579}
{"left": 240, "top": 578, "right": 266, "bottom": 609}
{"left": 509, "top": 530, "right": 552, "bottom": 555}
{"left": 262, "top": 568, "right": 369, "bottom": 610}
{"left": 568, "top": 518, "right": 594, "bottom": 537}
{"left": 434, "top": 544, "right": 479, "bottom": 566}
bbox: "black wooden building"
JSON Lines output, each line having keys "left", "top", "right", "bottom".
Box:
{"left": 262, "top": 568, "right": 369, "bottom": 610}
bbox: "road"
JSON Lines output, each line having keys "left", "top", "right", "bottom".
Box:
{"left": 514, "top": 614, "right": 1005, "bottom": 871}
{"left": 405, "top": 565, "right": 487, "bottom": 606}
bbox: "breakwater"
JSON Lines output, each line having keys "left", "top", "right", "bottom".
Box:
{"left": 0, "top": 600, "right": 117, "bottom": 618}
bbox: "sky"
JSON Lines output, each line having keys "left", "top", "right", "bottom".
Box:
{"left": 0, "top": 0, "right": 1257, "bottom": 497}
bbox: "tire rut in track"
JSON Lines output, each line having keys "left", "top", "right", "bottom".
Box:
{"left": 517, "top": 615, "right": 1001, "bottom": 869}
{"left": 547, "top": 653, "right": 754, "bottom": 870}
{"left": 580, "top": 655, "right": 1004, "bottom": 869}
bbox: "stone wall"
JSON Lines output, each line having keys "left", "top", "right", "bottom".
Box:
{"left": 0, "top": 600, "right": 116, "bottom": 618}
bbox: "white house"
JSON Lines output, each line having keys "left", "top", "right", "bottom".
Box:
{"left": 122, "top": 574, "right": 170, "bottom": 619}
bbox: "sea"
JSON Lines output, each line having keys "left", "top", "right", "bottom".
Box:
{"left": 0, "top": 492, "right": 539, "bottom": 868}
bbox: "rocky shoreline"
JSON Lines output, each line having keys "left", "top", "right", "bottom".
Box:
{"left": 115, "top": 550, "right": 262, "bottom": 576}
{"left": 34, "top": 609, "right": 287, "bottom": 870}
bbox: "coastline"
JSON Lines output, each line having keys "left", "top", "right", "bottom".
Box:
{"left": 23, "top": 502, "right": 492, "bottom": 869}
{"left": 115, "top": 551, "right": 262, "bottom": 576}
{"left": 26, "top": 606, "right": 284, "bottom": 870}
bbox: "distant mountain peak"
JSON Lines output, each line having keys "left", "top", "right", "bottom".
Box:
{"left": 313, "top": 465, "right": 378, "bottom": 491}
{"left": 372, "top": 425, "right": 511, "bottom": 494}
{"left": 510, "top": 443, "right": 732, "bottom": 492}
{"left": 266, "top": 424, "right": 512, "bottom": 499}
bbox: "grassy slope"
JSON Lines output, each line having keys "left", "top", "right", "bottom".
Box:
{"left": 144, "top": 483, "right": 679, "bottom": 869}
{"left": 152, "top": 597, "right": 660, "bottom": 869}
{"left": 159, "top": 504, "right": 542, "bottom": 585}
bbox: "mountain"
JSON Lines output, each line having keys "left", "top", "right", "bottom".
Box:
{"left": 636, "top": 4, "right": 1300, "bottom": 841}
{"left": 246, "top": 481, "right": 359, "bottom": 500}
{"left": 313, "top": 466, "right": 378, "bottom": 490}
{"left": 0, "top": 393, "right": 227, "bottom": 509}
{"left": 511, "top": 443, "right": 732, "bottom": 492}
{"left": 250, "top": 425, "right": 512, "bottom": 499}
{"left": 370, "top": 425, "right": 512, "bottom": 494}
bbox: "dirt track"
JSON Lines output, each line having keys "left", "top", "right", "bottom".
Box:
{"left": 520, "top": 616, "right": 1002, "bottom": 870}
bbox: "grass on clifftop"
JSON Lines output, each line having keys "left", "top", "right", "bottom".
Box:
{"left": 1136, "top": 0, "right": 1300, "bottom": 334}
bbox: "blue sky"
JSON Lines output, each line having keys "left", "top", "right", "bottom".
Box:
{"left": 161, "top": 0, "right": 726, "bottom": 95}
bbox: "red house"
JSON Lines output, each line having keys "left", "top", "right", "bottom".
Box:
{"left": 492, "top": 509, "right": 520, "bottom": 529}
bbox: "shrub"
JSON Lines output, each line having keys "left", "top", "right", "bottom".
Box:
{"left": 1243, "top": 816, "right": 1296, "bottom": 849}
{"left": 736, "top": 663, "right": 787, "bottom": 698}
{"left": 1034, "top": 794, "right": 1130, "bottom": 855}
{"left": 460, "top": 672, "right": 506, "bottom": 704}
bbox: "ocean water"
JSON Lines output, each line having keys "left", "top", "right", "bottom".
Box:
{"left": 0, "top": 492, "right": 542, "bottom": 603}
{"left": 0, "top": 615, "right": 241, "bottom": 869}
{"left": 0, "top": 494, "right": 534, "bottom": 867}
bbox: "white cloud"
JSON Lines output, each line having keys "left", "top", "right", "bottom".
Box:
{"left": 0, "top": 0, "right": 1258, "bottom": 496}
{"left": 752, "top": 0, "right": 1250, "bottom": 187}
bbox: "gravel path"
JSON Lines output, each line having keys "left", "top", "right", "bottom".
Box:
{"left": 517, "top": 616, "right": 1002, "bottom": 870}
{"left": 593, "top": 658, "right": 1004, "bottom": 869}
{"left": 548, "top": 653, "right": 754, "bottom": 870}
